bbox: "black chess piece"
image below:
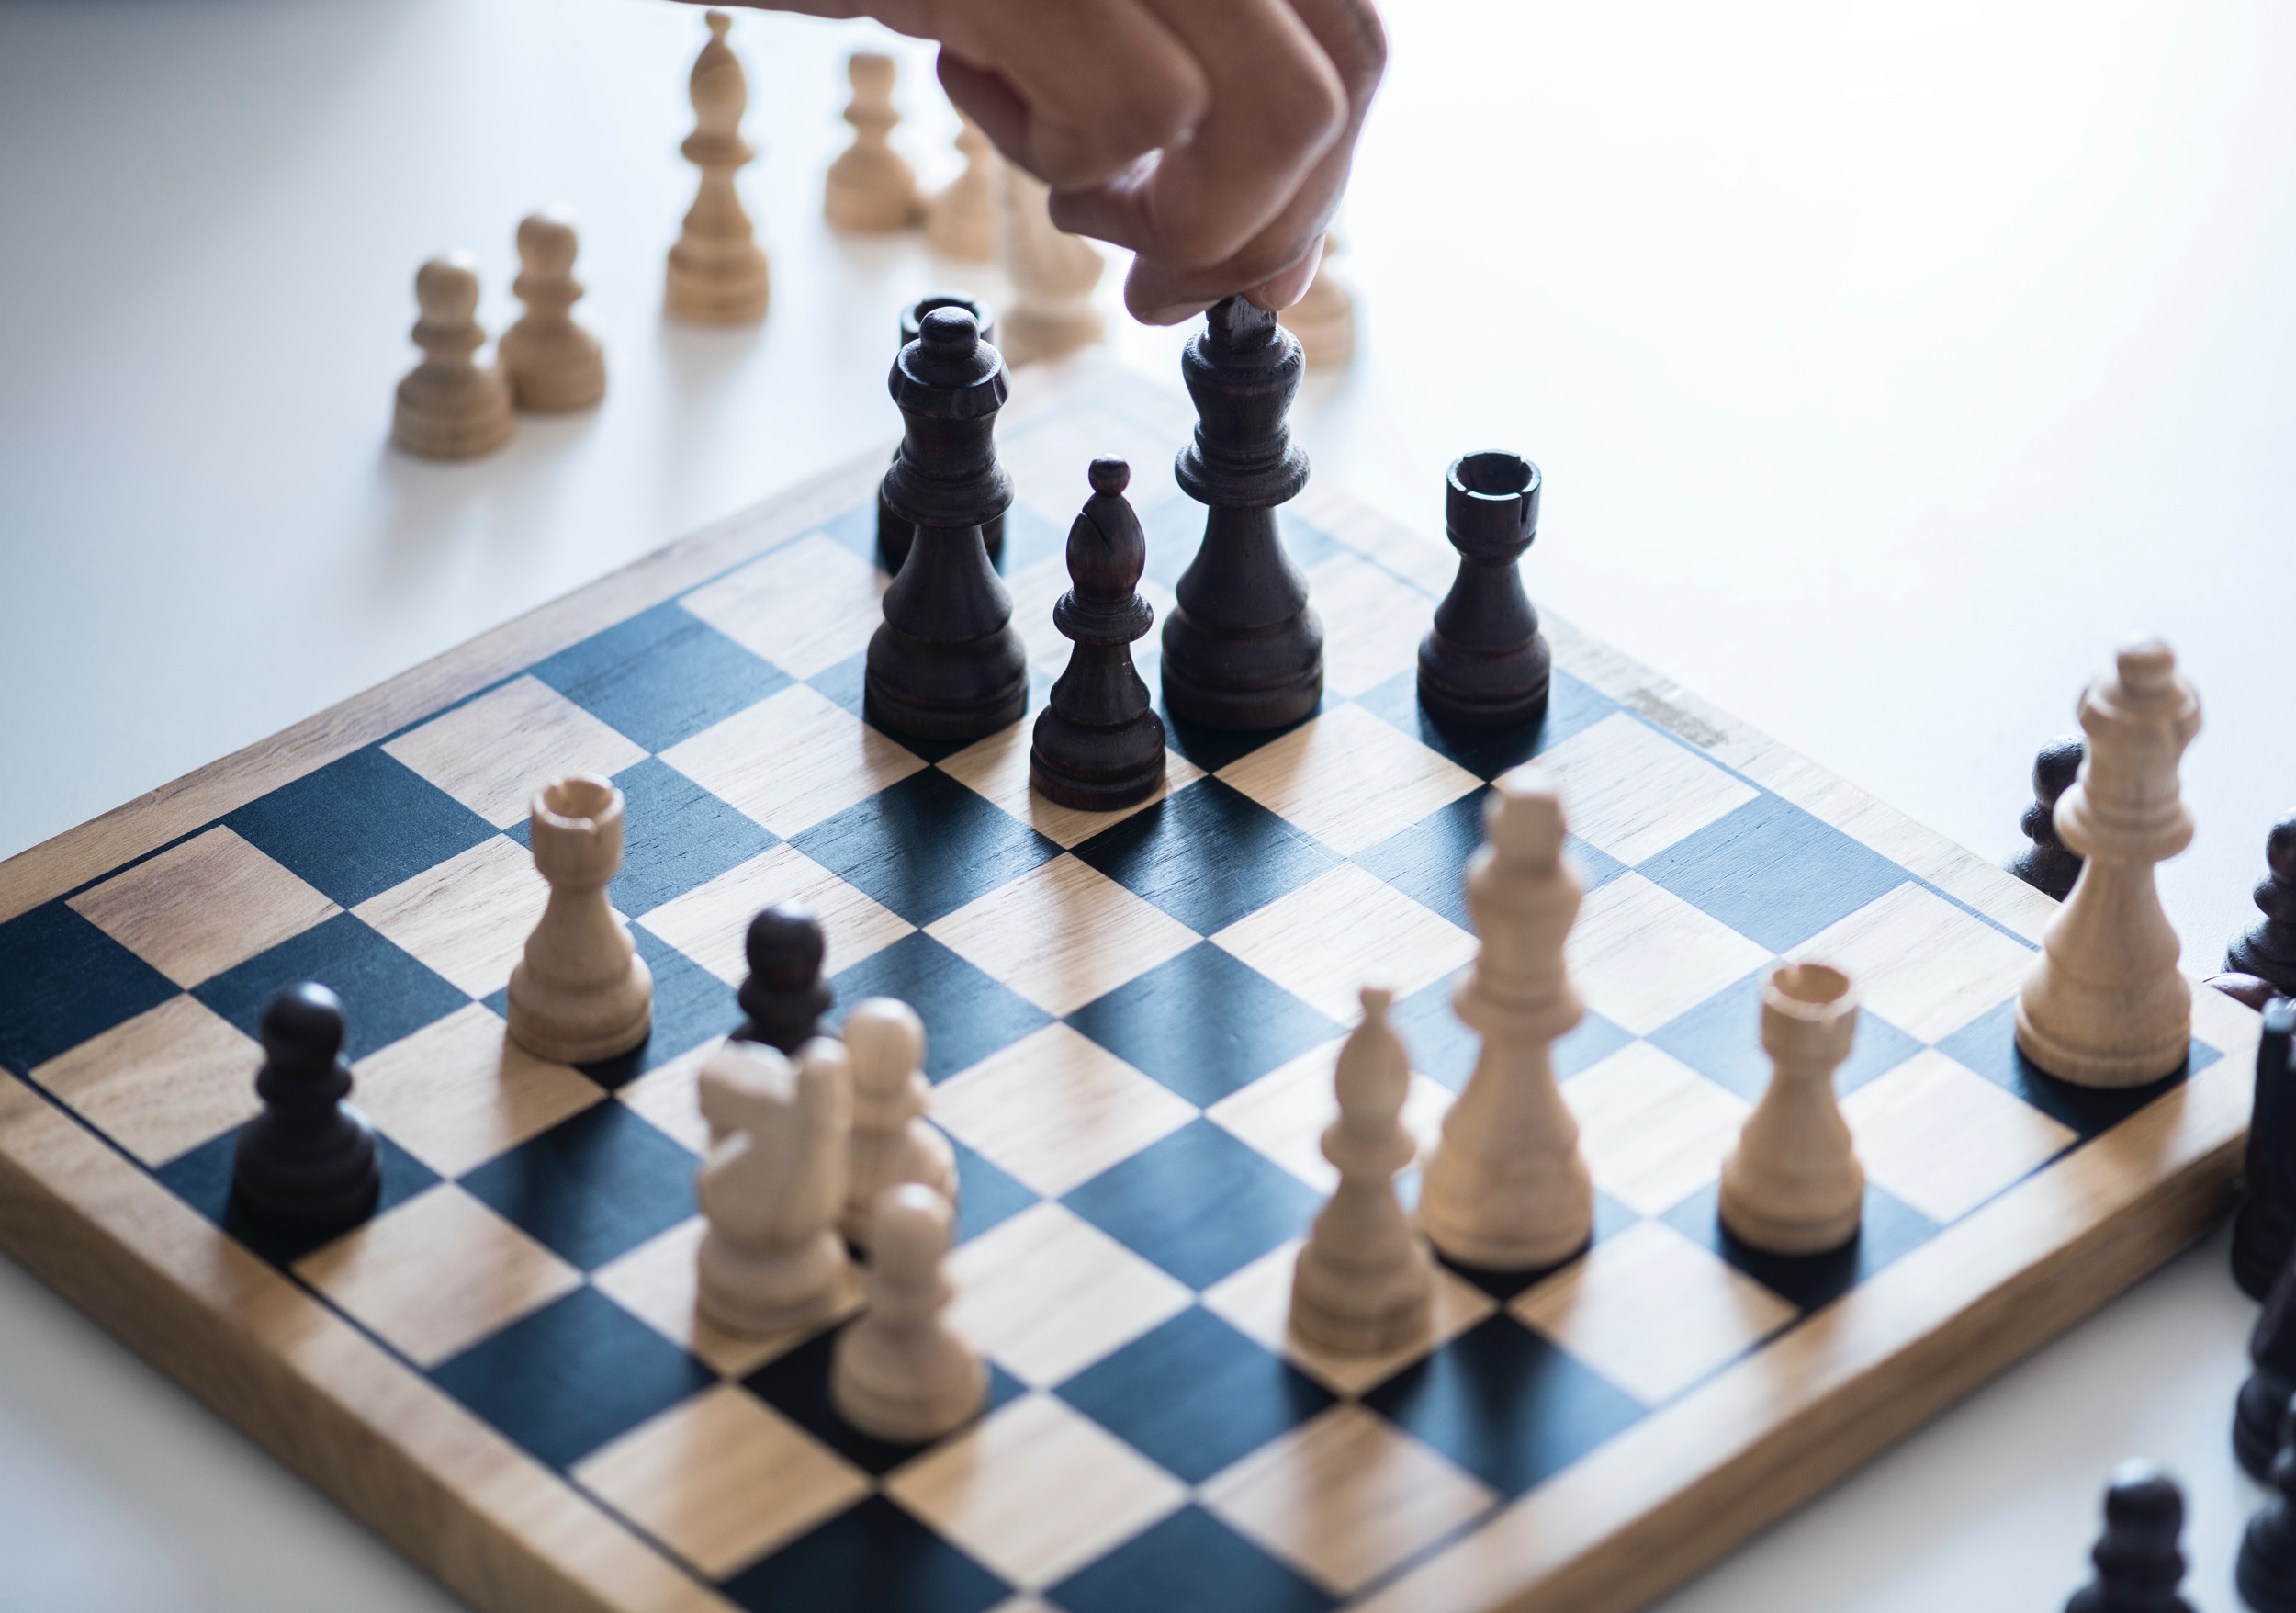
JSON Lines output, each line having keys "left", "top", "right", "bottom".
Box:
{"left": 864, "top": 307, "right": 1028, "bottom": 740}
{"left": 2241, "top": 1393, "right": 2296, "bottom": 1613}
{"left": 2238, "top": 1242, "right": 2296, "bottom": 1477}
{"left": 2228, "top": 816, "right": 2296, "bottom": 998}
{"left": 877, "top": 292, "right": 1003, "bottom": 575}
{"left": 734, "top": 904, "right": 832, "bottom": 1054}
{"left": 1158, "top": 296, "right": 1323, "bottom": 731}
{"left": 229, "top": 983, "right": 380, "bottom": 1234}
{"left": 2065, "top": 1461, "right": 2194, "bottom": 1613}
{"left": 1416, "top": 451, "right": 1550, "bottom": 727}
{"left": 2235, "top": 998, "right": 2296, "bottom": 1298}
{"left": 1030, "top": 457, "right": 1166, "bottom": 808}
{"left": 2009, "top": 737, "right": 2087, "bottom": 900}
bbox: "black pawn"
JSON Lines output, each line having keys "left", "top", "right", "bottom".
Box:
{"left": 2242, "top": 1393, "right": 2296, "bottom": 1613}
{"left": 1030, "top": 457, "right": 1166, "bottom": 808}
{"left": 734, "top": 904, "right": 831, "bottom": 1054}
{"left": 2235, "top": 998, "right": 2296, "bottom": 1297}
{"left": 2010, "top": 737, "right": 2088, "bottom": 900}
{"left": 877, "top": 293, "right": 1004, "bottom": 575}
{"left": 2229, "top": 817, "right": 2296, "bottom": 997}
{"left": 2238, "top": 1236, "right": 2296, "bottom": 1476}
{"left": 2065, "top": 1462, "right": 2193, "bottom": 1613}
{"left": 865, "top": 308, "right": 1028, "bottom": 740}
{"left": 230, "top": 983, "right": 379, "bottom": 1234}
{"left": 1417, "top": 451, "right": 1549, "bottom": 727}
{"left": 1158, "top": 296, "right": 1323, "bottom": 731}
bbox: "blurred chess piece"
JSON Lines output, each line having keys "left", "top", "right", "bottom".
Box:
{"left": 840, "top": 997, "right": 957, "bottom": 1246}
{"left": 824, "top": 51, "right": 920, "bottom": 231}
{"left": 924, "top": 113, "right": 998, "bottom": 261}
{"left": 506, "top": 776, "right": 652, "bottom": 1063}
{"left": 500, "top": 209, "right": 605, "bottom": 412}
{"left": 832, "top": 1182, "right": 985, "bottom": 1441}
{"left": 391, "top": 253, "right": 514, "bottom": 459}
{"left": 1278, "top": 232, "right": 1355, "bottom": 368}
{"left": 666, "top": 10, "right": 771, "bottom": 322}
{"left": 696, "top": 1037, "right": 856, "bottom": 1334}
{"left": 998, "top": 167, "right": 1104, "bottom": 367}
{"left": 1718, "top": 964, "right": 1864, "bottom": 1255}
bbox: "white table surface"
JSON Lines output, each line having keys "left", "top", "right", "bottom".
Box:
{"left": 2, "top": 1, "right": 2291, "bottom": 1607}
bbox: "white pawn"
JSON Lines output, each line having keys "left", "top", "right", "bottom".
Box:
{"left": 924, "top": 114, "right": 998, "bottom": 261}
{"left": 1418, "top": 767, "right": 1594, "bottom": 1269}
{"left": 998, "top": 167, "right": 1104, "bottom": 367}
{"left": 2017, "top": 637, "right": 2202, "bottom": 1087}
{"left": 695, "top": 1037, "right": 855, "bottom": 1335}
{"left": 831, "top": 1182, "right": 985, "bottom": 1442}
{"left": 506, "top": 775, "right": 651, "bottom": 1063}
{"left": 390, "top": 252, "right": 513, "bottom": 460}
{"left": 1718, "top": 964, "right": 1864, "bottom": 1254}
{"left": 666, "top": 10, "right": 771, "bottom": 323}
{"left": 824, "top": 52, "right": 920, "bottom": 231}
{"left": 840, "top": 998, "right": 958, "bottom": 1246}
{"left": 1289, "top": 987, "right": 1436, "bottom": 1355}
{"left": 1278, "top": 232, "right": 1356, "bottom": 368}
{"left": 500, "top": 209, "right": 605, "bottom": 412}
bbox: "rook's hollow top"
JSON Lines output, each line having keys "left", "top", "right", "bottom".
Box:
{"left": 536, "top": 773, "right": 619, "bottom": 829}
{"left": 1768, "top": 961, "right": 1855, "bottom": 1014}
{"left": 1453, "top": 451, "right": 1537, "bottom": 501}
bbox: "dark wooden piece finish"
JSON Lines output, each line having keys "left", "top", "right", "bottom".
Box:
{"left": 2229, "top": 816, "right": 2296, "bottom": 997}
{"left": 1417, "top": 451, "right": 1550, "bottom": 727}
{"left": 877, "top": 293, "right": 1003, "bottom": 575}
{"left": 733, "top": 903, "right": 832, "bottom": 1055}
{"left": 2236, "top": 998, "right": 2296, "bottom": 1298}
{"left": 1030, "top": 457, "right": 1166, "bottom": 809}
{"left": 229, "top": 982, "right": 380, "bottom": 1233}
{"left": 2009, "top": 736, "right": 2087, "bottom": 900}
{"left": 2242, "top": 1393, "right": 2296, "bottom": 1613}
{"left": 1158, "top": 296, "right": 1322, "bottom": 731}
{"left": 2240, "top": 1241, "right": 2296, "bottom": 1479}
{"left": 864, "top": 308, "right": 1027, "bottom": 740}
{"left": 2064, "top": 1463, "right": 2194, "bottom": 1613}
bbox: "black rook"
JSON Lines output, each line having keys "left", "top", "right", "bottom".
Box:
{"left": 1417, "top": 451, "right": 1550, "bottom": 727}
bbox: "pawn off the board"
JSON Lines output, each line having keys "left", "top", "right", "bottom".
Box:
{"left": 500, "top": 208, "right": 605, "bottom": 412}
{"left": 823, "top": 51, "right": 919, "bottom": 231}
{"left": 391, "top": 253, "right": 514, "bottom": 460}
{"left": 2065, "top": 1462, "right": 2193, "bottom": 1613}
{"left": 666, "top": 10, "right": 770, "bottom": 322}
{"left": 2009, "top": 736, "right": 2086, "bottom": 901}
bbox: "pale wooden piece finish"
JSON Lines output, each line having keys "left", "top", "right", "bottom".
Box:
{"left": 665, "top": 11, "right": 771, "bottom": 323}
{"left": 1289, "top": 987, "right": 1437, "bottom": 1355}
{"left": 505, "top": 775, "right": 652, "bottom": 1063}
{"left": 390, "top": 253, "right": 513, "bottom": 460}
{"left": 1718, "top": 963, "right": 1867, "bottom": 1255}
{"left": 501, "top": 209, "right": 606, "bottom": 412}
{"left": 924, "top": 114, "right": 998, "bottom": 262}
{"left": 822, "top": 51, "right": 919, "bottom": 231}
{"left": 997, "top": 168, "right": 1105, "bottom": 367}
{"left": 840, "top": 998, "right": 958, "bottom": 1246}
{"left": 831, "top": 1182, "right": 986, "bottom": 1441}
{"left": 1419, "top": 768, "right": 1596, "bottom": 1269}
{"left": 1277, "top": 235, "right": 1356, "bottom": 368}
{"left": 2018, "top": 637, "right": 2202, "bottom": 1086}
{"left": 694, "top": 1038, "right": 855, "bottom": 1335}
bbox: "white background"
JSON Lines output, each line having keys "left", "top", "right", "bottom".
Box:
{"left": 1, "top": 0, "right": 2290, "bottom": 1607}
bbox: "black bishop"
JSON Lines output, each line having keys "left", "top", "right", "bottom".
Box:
{"left": 1030, "top": 457, "right": 1165, "bottom": 808}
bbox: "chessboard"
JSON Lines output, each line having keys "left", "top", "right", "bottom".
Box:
{"left": 0, "top": 354, "right": 2264, "bottom": 1613}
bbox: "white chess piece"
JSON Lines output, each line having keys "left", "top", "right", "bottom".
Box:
{"left": 1418, "top": 766, "right": 1594, "bottom": 1269}
{"left": 831, "top": 1181, "right": 985, "bottom": 1441}
{"left": 824, "top": 51, "right": 920, "bottom": 231}
{"left": 2017, "top": 637, "right": 2202, "bottom": 1087}
{"left": 500, "top": 208, "right": 605, "bottom": 412}
{"left": 840, "top": 998, "right": 957, "bottom": 1246}
{"left": 695, "top": 1037, "right": 855, "bottom": 1334}
{"left": 1289, "top": 986, "right": 1436, "bottom": 1355}
{"left": 505, "top": 775, "right": 651, "bottom": 1063}
{"left": 1278, "top": 233, "right": 1355, "bottom": 368}
{"left": 390, "top": 253, "right": 514, "bottom": 460}
{"left": 998, "top": 168, "right": 1105, "bottom": 367}
{"left": 666, "top": 10, "right": 771, "bottom": 322}
{"left": 1718, "top": 963, "right": 1864, "bottom": 1255}
{"left": 924, "top": 114, "right": 998, "bottom": 261}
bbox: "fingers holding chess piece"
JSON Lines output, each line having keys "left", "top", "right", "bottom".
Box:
{"left": 506, "top": 775, "right": 652, "bottom": 1064}
{"left": 1718, "top": 964, "right": 1864, "bottom": 1256}
{"left": 500, "top": 208, "right": 605, "bottom": 412}
{"left": 230, "top": 983, "right": 381, "bottom": 1233}
{"left": 391, "top": 253, "right": 513, "bottom": 460}
{"left": 2065, "top": 1461, "right": 2193, "bottom": 1613}
{"left": 666, "top": 9, "right": 771, "bottom": 323}
{"left": 696, "top": 1037, "right": 857, "bottom": 1335}
{"left": 2009, "top": 737, "right": 2087, "bottom": 901}
{"left": 841, "top": 997, "right": 957, "bottom": 1247}
{"left": 734, "top": 904, "right": 831, "bottom": 1054}
{"left": 2229, "top": 816, "right": 2296, "bottom": 998}
{"left": 1030, "top": 457, "right": 1166, "bottom": 810}
{"left": 825, "top": 51, "right": 920, "bottom": 231}
{"left": 832, "top": 1181, "right": 985, "bottom": 1442}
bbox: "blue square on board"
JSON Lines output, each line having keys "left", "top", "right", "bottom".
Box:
{"left": 1048, "top": 1504, "right": 1335, "bottom": 1613}
{"left": 1155, "top": 698, "right": 1326, "bottom": 780}
{"left": 1662, "top": 1180, "right": 1940, "bottom": 1315}
{"left": 225, "top": 746, "right": 495, "bottom": 908}
{"left": 1649, "top": 970, "right": 1923, "bottom": 1104}
{"left": 1064, "top": 1120, "right": 1322, "bottom": 1290}
{"left": 805, "top": 650, "right": 871, "bottom": 722}
{"left": 812, "top": 498, "right": 884, "bottom": 567}
{"left": 1637, "top": 795, "right": 1910, "bottom": 956}
{"left": 721, "top": 1495, "right": 1009, "bottom": 1613}
{"left": 1351, "top": 666, "right": 1622, "bottom": 784}
{"left": 744, "top": 1327, "right": 1026, "bottom": 1478}
{"left": 829, "top": 933, "right": 1052, "bottom": 1082}
{"left": 600, "top": 757, "right": 778, "bottom": 918}
{"left": 792, "top": 771, "right": 1060, "bottom": 926}
{"left": 1933, "top": 998, "right": 2207, "bottom": 1139}
{"left": 528, "top": 599, "right": 790, "bottom": 753}
{"left": 0, "top": 899, "right": 179, "bottom": 1075}
{"left": 998, "top": 502, "right": 1070, "bottom": 573}
{"left": 1072, "top": 778, "right": 1342, "bottom": 935}
{"left": 1066, "top": 942, "right": 1340, "bottom": 1107}
{"left": 430, "top": 1286, "right": 714, "bottom": 1471}
{"left": 193, "top": 912, "right": 467, "bottom": 1064}
{"left": 573, "top": 927, "right": 738, "bottom": 1089}
{"left": 458, "top": 1100, "right": 698, "bottom": 1270}
{"left": 156, "top": 1124, "right": 440, "bottom": 1269}
{"left": 948, "top": 1136, "right": 1039, "bottom": 1245}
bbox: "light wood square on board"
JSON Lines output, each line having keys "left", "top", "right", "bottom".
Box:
{"left": 1793, "top": 883, "right": 2035, "bottom": 1043}
{"left": 1199, "top": 1238, "right": 1494, "bottom": 1398}
{"left": 1007, "top": 553, "right": 1079, "bottom": 675}
{"left": 1205, "top": 1036, "right": 1451, "bottom": 1194}
{"left": 1001, "top": 404, "right": 1186, "bottom": 529}
{"left": 1211, "top": 863, "right": 1477, "bottom": 1024}
{"left": 593, "top": 1215, "right": 860, "bottom": 1378}
{"left": 678, "top": 532, "right": 885, "bottom": 680}
{"left": 67, "top": 826, "right": 340, "bottom": 988}
{"left": 353, "top": 834, "right": 548, "bottom": 999}
{"left": 382, "top": 675, "right": 648, "bottom": 829}
{"left": 616, "top": 1038, "right": 722, "bottom": 1156}
{"left": 927, "top": 856, "right": 1201, "bottom": 1016}
{"left": 1199, "top": 1403, "right": 1494, "bottom": 1595}
{"left": 293, "top": 1184, "right": 581, "bottom": 1366}
{"left": 885, "top": 1392, "right": 1187, "bottom": 1590}
{"left": 1511, "top": 1220, "right": 1795, "bottom": 1404}
{"left": 1568, "top": 872, "right": 1773, "bottom": 1036}
{"left": 30, "top": 995, "right": 261, "bottom": 1167}
{"left": 1562, "top": 1041, "right": 1750, "bottom": 1217}
{"left": 1217, "top": 705, "right": 1480, "bottom": 857}
{"left": 638, "top": 842, "right": 912, "bottom": 986}
{"left": 575, "top": 1383, "right": 870, "bottom": 1579}
{"left": 940, "top": 723, "right": 1203, "bottom": 850}
{"left": 1304, "top": 553, "right": 1434, "bottom": 699}
{"left": 945, "top": 1201, "right": 1192, "bottom": 1386}
{"left": 351, "top": 1002, "right": 604, "bottom": 1178}
{"left": 1843, "top": 1048, "right": 2077, "bottom": 1224}
{"left": 930, "top": 1024, "right": 1196, "bottom": 1197}
{"left": 660, "top": 683, "right": 923, "bottom": 838}
{"left": 1534, "top": 712, "right": 1759, "bottom": 865}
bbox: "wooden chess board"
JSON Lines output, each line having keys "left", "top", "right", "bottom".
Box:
{"left": 0, "top": 355, "right": 2263, "bottom": 1613}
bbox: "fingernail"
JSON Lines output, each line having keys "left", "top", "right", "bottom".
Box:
{"left": 1135, "top": 299, "right": 1217, "bottom": 326}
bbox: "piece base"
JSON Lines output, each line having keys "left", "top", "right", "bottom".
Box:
{"left": 1029, "top": 745, "right": 1165, "bottom": 812}
{"left": 2014, "top": 998, "right": 2190, "bottom": 1088}
{"left": 1159, "top": 659, "right": 1322, "bottom": 733}
{"left": 865, "top": 679, "right": 1028, "bottom": 744}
